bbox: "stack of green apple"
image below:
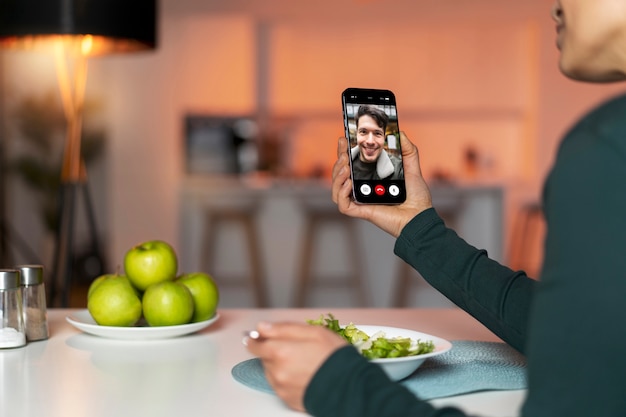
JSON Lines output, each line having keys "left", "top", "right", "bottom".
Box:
{"left": 87, "top": 240, "right": 219, "bottom": 327}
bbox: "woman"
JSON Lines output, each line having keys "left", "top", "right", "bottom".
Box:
{"left": 246, "top": 1, "right": 626, "bottom": 416}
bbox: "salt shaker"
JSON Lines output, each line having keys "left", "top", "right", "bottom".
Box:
{"left": 17, "top": 265, "right": 49, "bottom": 341}
{"left": 0, "top": 269, "right": 27, "bottom": 349}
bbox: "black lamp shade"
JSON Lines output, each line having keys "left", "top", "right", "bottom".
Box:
{"left": 0, "top": 0, "right": 157, "bottom": 55}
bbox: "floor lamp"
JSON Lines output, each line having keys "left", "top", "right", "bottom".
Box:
{"left": 0, "top": 0, "right": 157, "bottom": 307}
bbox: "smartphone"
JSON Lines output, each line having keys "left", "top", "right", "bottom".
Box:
{"left": 341, "top": 87, "right": 406, "bottom": 204}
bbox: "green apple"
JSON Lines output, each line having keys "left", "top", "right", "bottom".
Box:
{"left": 177, "top": 272, "right": 220, "bottom": 322}
{"left": 142, "top": 281, "right": 194, "bottom": 326}
{"left": 87, "top": 274, "right": 109, "bottom": 299}
{"left": 87, "top": 275, "right": 143, "bottom": 327}
{"left": 124, "top": 240, "right": 178, "bottom": 291}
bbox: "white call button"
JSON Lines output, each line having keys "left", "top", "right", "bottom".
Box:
{"left": 360, "top": 184, "right": 372, "bottom": 195}
{"left": 389, "top": 185, "right": 400, "bottom": 196}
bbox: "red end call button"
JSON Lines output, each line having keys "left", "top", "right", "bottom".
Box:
{"left": 374, "top": 185, "right": 385, "bottom": 196}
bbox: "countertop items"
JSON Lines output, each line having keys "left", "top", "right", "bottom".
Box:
{"left": 0, "top": 269, "right": 26, "bottom": 348}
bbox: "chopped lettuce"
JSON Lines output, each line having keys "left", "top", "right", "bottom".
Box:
{"left": 307, "top": 313, "right": 435, "bottom": 359}
{"left": 307, "top": 313, "right": 368, "bottom": 343}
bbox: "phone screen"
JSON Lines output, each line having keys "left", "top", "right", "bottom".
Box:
{"left": 342, "top": 88, "right": 406, "bottom": 204}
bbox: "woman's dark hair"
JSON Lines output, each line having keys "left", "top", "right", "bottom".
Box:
{"left": 356, "top": 105, "right": 389, "bottom": 132}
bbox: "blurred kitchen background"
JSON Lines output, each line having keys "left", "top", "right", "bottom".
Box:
{"left": 1, "top": 0, "right": 624, "bottom": 308}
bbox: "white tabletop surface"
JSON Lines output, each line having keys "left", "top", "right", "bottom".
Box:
{"left": 1, "top": 308, "right": 525, "bottom": 417}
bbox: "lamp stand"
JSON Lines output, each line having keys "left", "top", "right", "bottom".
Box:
{"left": 48, "top": 39, "right": 102, "bottom": 307}
{"left": 0, "top": 55, "right": 8, "bottom": 265}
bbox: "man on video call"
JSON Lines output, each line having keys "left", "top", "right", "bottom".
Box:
{"left": 350, "top": 105, "right": 404, "bottom": 180}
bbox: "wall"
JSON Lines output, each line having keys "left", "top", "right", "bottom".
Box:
{"left": 1, "top": 50, "right": 110, "bottom": 271}
{"left": 2, "top": 0, "right": 625, "bottom": 289}
{"left": 94, "top": 14, "right": 258, "bottom": 267}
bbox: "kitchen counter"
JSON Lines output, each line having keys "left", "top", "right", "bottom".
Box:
{"left": 179, "top": 176, "right": 504, "bottom": 307}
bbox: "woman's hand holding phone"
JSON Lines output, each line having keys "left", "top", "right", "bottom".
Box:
{"left": 331, "top": 132, "right": 433, "bottom": 238}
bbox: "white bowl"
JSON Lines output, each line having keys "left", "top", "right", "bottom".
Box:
{"left": 354, "top": 325, "right": 452, "bottom": 381}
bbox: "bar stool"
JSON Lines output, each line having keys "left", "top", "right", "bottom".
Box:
{"left": 507, "top": 202, "right": 544, "bottom": 277}
{"left": 391, "top": 260, "right": 415, "bottom": 307}
{"left": 200, "top": 200, "right": 268, "bottom": 307}
{"left": 292, "top": 201, "right": 369, "bottom": 307}
{"left": 392, "top": 207, "right": 460, "bottom": 307}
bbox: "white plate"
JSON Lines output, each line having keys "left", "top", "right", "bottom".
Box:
{"left": 351, "top": 325, "right": 452, "bottom": 381}
{"left": 66, "top": 309, "right": 220, "bottom": 340}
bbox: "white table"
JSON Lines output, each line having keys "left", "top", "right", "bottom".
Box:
{"left": 1, "top": 308, "right": 525, "bottom": 417}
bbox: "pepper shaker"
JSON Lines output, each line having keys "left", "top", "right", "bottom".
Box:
{"left": 0, "top": 269, "right": 27, "bottom": 349}
{"left": 17, "top": 265, "right": 49, "bottom": 341}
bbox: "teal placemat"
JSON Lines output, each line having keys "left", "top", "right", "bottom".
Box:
{"left": 232, "top": 341, "right": 527, "bottom": 400}
{"left": 400, "top": 340, "right": 526, "bottom": 399}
